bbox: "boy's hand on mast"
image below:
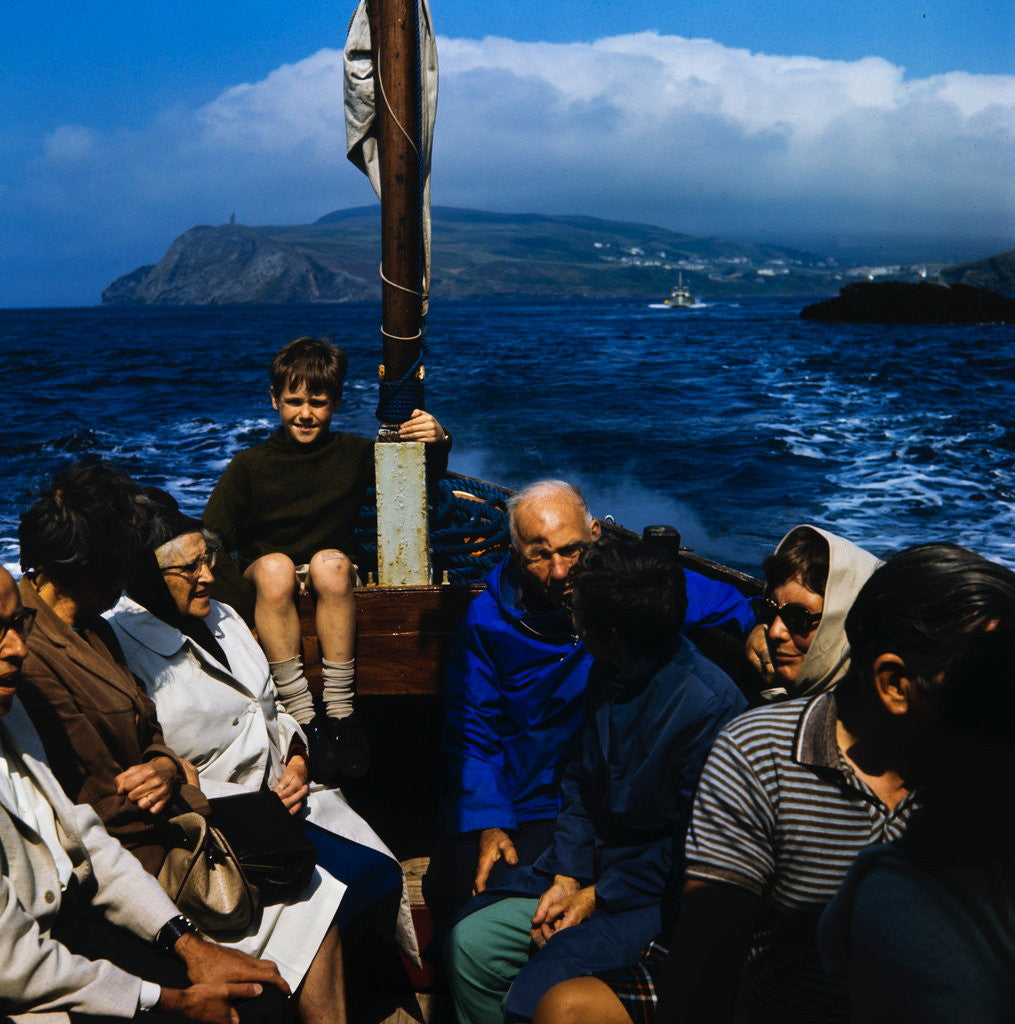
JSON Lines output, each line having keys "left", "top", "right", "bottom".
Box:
{"left": 397, "top": 409, "right": 448, "bottom": 444}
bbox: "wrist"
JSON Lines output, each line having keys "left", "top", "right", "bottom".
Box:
{"left": 155, "top": 988, "right": 183, "bottom": 1014}
{"left": 155, "top": 915, "right": 201, "bottom": 956}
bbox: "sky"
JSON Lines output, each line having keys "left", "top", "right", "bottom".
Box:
{"left": 1, "top": 0, "right": 1012, "bottom": 307}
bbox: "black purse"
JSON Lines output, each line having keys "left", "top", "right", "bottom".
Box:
{"left": 208, "top": 789, "right": 317, "bottom": 899}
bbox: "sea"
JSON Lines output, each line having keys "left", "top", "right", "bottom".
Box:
{"left": 2, "top": 297, "right": 1013, "bottom": 577}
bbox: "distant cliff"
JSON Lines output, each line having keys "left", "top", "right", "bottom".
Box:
{"left": 938, "top": 250, "right": 1015, "bottom": 294}
{"left": 101, "top": 207, "right": 1015, "bottom": 306}
{"left": 101, "top": 224, "right": 374, "bottom": 306}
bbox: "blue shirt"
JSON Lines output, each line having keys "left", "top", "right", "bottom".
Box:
{"left": 442, "top": 555, "right": 753, "bottom": 833}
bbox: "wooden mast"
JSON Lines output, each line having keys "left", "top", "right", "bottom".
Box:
{"left": 367, "top": 0, "right": 424, "bottom": 404}
{"left": 367, "top": 0, "right": 432, "bottom": 585}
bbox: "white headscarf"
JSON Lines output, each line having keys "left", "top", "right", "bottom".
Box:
{"left": 762, "top": 525, "right": 882, "bottom": 701}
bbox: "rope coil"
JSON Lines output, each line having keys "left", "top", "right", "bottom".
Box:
{"left": 375, "top": 345, "right": 428, "bottom": 423}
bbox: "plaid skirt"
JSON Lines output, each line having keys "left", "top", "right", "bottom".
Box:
{"left": 593, "top": 939, "right": 670, "bottom": 1024}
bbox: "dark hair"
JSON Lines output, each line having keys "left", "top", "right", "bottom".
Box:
{"left": 841, "top": 543, "right": 1015, "bottom": 697}
{"left": 270, "top": 337, "right": 348, "bottom": 400}
{"left": 763, "top": 526, "right": 829, "bottom": 595}
{"left": 569, "top": 535, "right": 688, "bottom": 658}
{"left": 19, "top": 462, "right": 156, "bottom": 587}
{"left": 939, "top": 627, "right": 1015, "bottom": 741}
{"left": 903, "top": 627, "right": 1015, "bottom": 863}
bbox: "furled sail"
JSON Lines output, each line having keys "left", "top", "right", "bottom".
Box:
{"left": 344, "top": 0, "right": 437, "bottom": 312}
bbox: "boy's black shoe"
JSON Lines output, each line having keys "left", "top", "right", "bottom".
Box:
{"left": 303, "top": 713, "right": 344, "bottom": 787}
{"left": 328, "top": 713, "right": 370, "bottom": 779}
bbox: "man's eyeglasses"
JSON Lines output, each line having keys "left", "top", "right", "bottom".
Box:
{"left": 751, "top": 595, "right": 822, "bottom": 637}
{"left": 160, "top": 550, "right": 217, "bottom": 579}
{"left": 521, "top": 542, "right": 587, "bottom": 567}
{"left": 0, "top": 607, "right": 36, "bottom": 644}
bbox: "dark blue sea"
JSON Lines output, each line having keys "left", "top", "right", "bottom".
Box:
{"left": 2, "top": 298, "right": 1013, "bottom": 576}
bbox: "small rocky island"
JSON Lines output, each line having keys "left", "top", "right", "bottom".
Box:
{"left": 801, "top": 280, "right": 1015, "bottom": 325}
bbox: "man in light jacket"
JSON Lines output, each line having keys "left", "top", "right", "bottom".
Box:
{"left": 0, "top": 567, "right": 289, "bottom": 1024}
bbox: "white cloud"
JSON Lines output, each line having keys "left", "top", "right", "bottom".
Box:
{"left": 41, "top": 124, "right": 100, "bottom": 164}
{"left": 431, "top": 32, "right": 1014, "bottom": 247}
{"left": 5, "top": 31, "right": 1014, "bottom": 304}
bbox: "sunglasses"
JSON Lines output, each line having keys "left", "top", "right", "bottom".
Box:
{"left": 751, "top": 595, "right": 822, "bottom": 637}
{"left": 0, "top": 606, "right": 37, "bottom": 644}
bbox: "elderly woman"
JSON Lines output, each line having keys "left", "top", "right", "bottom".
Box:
{"left": 105, "top": 489, "right": 416, "bottom": 962}
{"left": 17, "top": 463, "right": 346, "bottom": 1024}
{"left": 748, "top": 524, "right": 882, "bottom": 701}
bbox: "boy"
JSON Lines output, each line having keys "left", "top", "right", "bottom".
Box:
{"left": 204, "top": 337, "right": 450, "bottom": 783}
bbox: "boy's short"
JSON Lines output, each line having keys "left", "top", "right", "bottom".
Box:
{"left": 592, "top": 939, "right": 669, "bottom": 1024}
{"left": 294, "top": 562, "right": 364, "bottom": 593}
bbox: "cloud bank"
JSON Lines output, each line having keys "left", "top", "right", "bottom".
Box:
{"left": 6, "top": 32, "right": 1014, "bottom": 304}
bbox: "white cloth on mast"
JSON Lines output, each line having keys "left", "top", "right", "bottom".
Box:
{"left": 344, "top": 0, "right": 437, "bottom": 308}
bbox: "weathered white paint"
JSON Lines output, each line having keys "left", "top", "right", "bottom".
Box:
{"left": 375, "top": 440, "right": 431, "bottom": 585}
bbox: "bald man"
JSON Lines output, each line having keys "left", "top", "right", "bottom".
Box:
{"left": 423, "top": 480, "right": 754, "bottom": 939}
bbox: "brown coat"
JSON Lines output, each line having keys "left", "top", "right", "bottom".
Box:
{"left": 17, "top": 576, "right": 208, "bottom": 874}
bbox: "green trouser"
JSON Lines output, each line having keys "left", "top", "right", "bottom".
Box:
{"left": 446, "top": 897, "right": 540, "bottom": 1024}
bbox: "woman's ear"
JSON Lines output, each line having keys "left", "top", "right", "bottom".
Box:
{"left": 872, "top": 652, "right": 912, "bottom": 715}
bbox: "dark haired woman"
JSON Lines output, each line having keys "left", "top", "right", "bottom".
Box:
{"left": 16, "top": 463, "right": 348, "bottom": 1024}
{"left": 445, "top": 537, "right": 746, "bottom": 1023}
{"left": 747, "top": 524, "right": 881, "bottom": 701}
{"left": 820, "top": 627, "right": 1015, "bottom": 1022}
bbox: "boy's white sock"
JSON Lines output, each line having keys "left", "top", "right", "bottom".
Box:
{"left": 269, "top": 656, "right": 316, "bottom": 725}
{"left": 321, "top": 659, "right": 356, "bottom": 719}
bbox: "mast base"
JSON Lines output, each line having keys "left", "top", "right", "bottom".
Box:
{"left": 374, "top": 440, "right": 432, "bottom": 586}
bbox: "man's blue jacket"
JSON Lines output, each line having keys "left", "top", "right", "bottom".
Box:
{"left": 442, "top": 554, "right": 754, "bottom": 834}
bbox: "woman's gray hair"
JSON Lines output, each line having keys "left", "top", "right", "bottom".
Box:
{"left": 506, "top": 480, "right": 592, "bottom": 548}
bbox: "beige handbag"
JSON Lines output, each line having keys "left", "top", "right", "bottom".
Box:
{"left": 157, "top": 811, "right": 260, "bottom": 936}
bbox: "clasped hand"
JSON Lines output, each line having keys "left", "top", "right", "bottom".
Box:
{"left": 114, "top": 756, "right": 179, "bottom": 815}
{"left": 530, "top": 875, "right": 596, "bottom": 947}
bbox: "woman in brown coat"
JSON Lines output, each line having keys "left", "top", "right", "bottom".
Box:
{"left": 16, "top": 462, "right": 347, "bottom": 1024}
{"left": 16, "top": 463, "right": 204, "bottom": 873}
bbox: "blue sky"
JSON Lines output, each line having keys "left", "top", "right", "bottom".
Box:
{"left": 1, "top": 0, "right": 1012, "bottom": 306}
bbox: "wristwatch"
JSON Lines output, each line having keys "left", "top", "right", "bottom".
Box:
{"left": 154, "top": 914, "right": 199, "bottom": 953}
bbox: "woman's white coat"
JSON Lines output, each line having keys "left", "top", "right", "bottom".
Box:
{"left": 106, "top": 595, "right": 417, "bottom": 962}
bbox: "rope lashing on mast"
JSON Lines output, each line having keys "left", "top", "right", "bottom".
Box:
{"left": 375, "top": 344, "right": 428, "bottom": 424}
{"left": 354, "top": 477, "right": 510, "bottom": 584}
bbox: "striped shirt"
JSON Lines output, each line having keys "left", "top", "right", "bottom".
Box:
{"left": 685, "top": 692, "right": 919, "bottom": 1024}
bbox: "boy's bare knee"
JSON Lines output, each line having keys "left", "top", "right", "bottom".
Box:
{"left": 245, "top": 553, "right": 298, "bottom": 602}
{"left": 308, "top": 550, "right": 356, "bottom": 597}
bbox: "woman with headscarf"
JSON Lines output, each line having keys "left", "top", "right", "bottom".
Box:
{"left": 748, "top": 524, "right": 882, "bottom": 701}
{"left": 17, "top": 463, "right": 347, "bottom": 1024}
{"left": 105, "top": 488, "right": 417, "bottom": 964}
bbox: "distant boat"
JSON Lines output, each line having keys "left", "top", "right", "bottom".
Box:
{"left": 663, "top": 272, "right": 695, "bottom": 309}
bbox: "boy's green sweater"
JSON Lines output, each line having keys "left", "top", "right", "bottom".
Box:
{"left": 204, "top": 428, "right": 376, "bottom": 568}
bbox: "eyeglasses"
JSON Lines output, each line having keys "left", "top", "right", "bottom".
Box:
{"left": 0, "top": 607, "right": 36, "bottom": 644}
{"left": 521, "top": 542, "right": 587, "bottom": 568}
{"left": 752, "top": 595, "right": 822, "bottom": 637}
{"left": 160, "top": 550, "right": 217, "bottom": 579}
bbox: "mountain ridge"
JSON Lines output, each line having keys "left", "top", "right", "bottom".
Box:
{"left": 101, "top": 207, "right": 1014, "bottom": 306}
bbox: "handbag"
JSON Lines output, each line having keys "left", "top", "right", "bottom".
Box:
{"left": 209, "top": 789, "right": 317, "bottom": 899}
{"left": 157, "top": 811, "right": 260, "bottom": 936}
